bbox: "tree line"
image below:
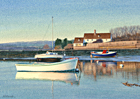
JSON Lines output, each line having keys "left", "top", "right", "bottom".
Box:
{"left": 55, "top": 38, "right": 73, "bottom": 49}
{"left": 110, "top": 25, "right": 140, "bottom": 41}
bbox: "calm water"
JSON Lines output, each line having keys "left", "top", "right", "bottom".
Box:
{"left": 0, "top": 55, "right": 140, "bottom": 99}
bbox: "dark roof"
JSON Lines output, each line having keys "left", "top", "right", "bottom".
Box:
{"left": 84, "top": 33, "right": 111, "bottom": 39}
{"left": 74, "top": 37, "right": 84, "bottom": 43}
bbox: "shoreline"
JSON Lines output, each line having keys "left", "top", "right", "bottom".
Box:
{"left": 0, "top": 49, "right": 140, "bottom": 59}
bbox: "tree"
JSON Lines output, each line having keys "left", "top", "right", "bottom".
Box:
{"left": 67, "top": 40, "right": 72, "bottom": 44}
{"left": 55, "top": 38, "right": 74, "bottom": 49}
{"left": 55, "top": 38, "right": 62, "bottom": 46}
{"left": 62, "top": 38, "right": 68, "bottom": 48}
{"left": 110, "top": 25, "right": 140, "bottom": 38}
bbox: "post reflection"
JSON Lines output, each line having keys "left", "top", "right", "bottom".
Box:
{"left": 77, "top": 60, "right": 140, "bottom": 81}
{"left": 116, "top": 61, "right": 140, "bottom": 81}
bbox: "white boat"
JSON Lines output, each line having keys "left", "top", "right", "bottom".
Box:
{"left": 35, "top": 51, "right": 64, "bottom": 62}
{"left": 15, "top": 72, "right": 79, "bottom": 85}
{"left": 35, "top": 17, "right": 64, "bottom": 62}
{"left": 15, "top": 58, "right": 78, "bottom": 72}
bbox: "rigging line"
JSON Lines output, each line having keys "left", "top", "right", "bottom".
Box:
{"left": 42, "top": 21, "right": 52, "bottom": 41}
{"left": 52, "top": 16, "right": 53, "bottom": 51}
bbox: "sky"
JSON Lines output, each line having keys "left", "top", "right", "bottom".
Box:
{"left": 0, "top": 0, "right": 140, "bottom": 43}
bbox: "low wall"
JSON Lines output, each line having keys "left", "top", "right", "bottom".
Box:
{"left": 74, "top": 41, "right": 139, "bottom": 50}
{"left": 73, "top": 46, "right": 87, "bottom": 50}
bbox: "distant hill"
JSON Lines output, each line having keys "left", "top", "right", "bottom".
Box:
{"left": 0, "top": 41, "right": 54, "bottom": 51}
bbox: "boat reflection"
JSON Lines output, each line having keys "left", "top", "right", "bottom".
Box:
{"left": 15, "top": 72, "right": 80, "bottom": 85}
{"left": 77, "top": 60, "right": 140, "bottom": 81}
{"left": 77, "top": 60, "right": 117, "bottom": 81}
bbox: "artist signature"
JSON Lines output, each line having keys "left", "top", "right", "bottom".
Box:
{"left": 3, "top": 95, "right": 15, "bottom": 98}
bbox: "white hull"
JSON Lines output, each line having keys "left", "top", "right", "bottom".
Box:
{"left": 15, "top": 58, "right": 78, "bottom": 72}
{"left": 15, "top": 72, "right": 79, "bottom": 84}
{"left": 35, "top": 54, "right": 63, "bottom": 59}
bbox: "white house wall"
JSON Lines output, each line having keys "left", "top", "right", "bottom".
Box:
{"left": 102, "top": 39, "right": 111, "bottom": 42}
{"left": 73, "top": 43, "right": 83, "bottom": 46}
{"left": 85, "top": 39, "right": 111, "bottom": 43}
{"left": 84, "top": 39, "right": 96, "bottom": 43}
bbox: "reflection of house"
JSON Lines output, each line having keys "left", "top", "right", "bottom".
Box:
{"left": 117, "top": 61, "right": 140, "bottom": 71}
{"left": 84, "top": 30, "right": 111, "bottom": 43}
{"left": 78, "top": 61, "right": 140, "bottom": 81}
{"left": 78, "top": 61, "right": 116, "bottom": 81}
{"left": 73, "top": 37, "right": 84, "bottom": 47}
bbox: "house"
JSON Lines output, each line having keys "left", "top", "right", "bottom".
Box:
{"left": 84, "top": 30, "right": 112, "bottom": 43}
{"left": 73, "top": 30, "right": 112, "bottom": 47}
{"left": 73, "top": 37, "right": 84, "bottom": 47}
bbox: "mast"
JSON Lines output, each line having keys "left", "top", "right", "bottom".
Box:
{"left": 52, "top": 16, "right": 53, "bottom": 51}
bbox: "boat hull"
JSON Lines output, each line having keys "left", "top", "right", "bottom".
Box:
{"left": 15, "top": 58, "right": 78, "bottom": 72}
{"left": 36, "top": 58, "right": 62, "bottom": 62}
{"left": 91, "top": 52, "right": 117, "bottom": 58}
{"left": 35, "top": 54, "right": 63, "bottom": 62}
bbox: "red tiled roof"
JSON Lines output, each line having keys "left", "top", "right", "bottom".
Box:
{"left": 84, "top": 33, "right": 111, "bottom": 39}
{"left": 74, "top": 37, "right": 84, "bottom": 43}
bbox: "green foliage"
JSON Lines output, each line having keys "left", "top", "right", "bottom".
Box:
{"left": 84, "top": 42, "right": 87, "bottom": 46}
{"left": 62, "top": 38, "right": 67, "bottom": 48}
{"left": 55, "top": 38, "right": 73, "bottom": 49}
{"left": 55, "top": 38, "right": 62, "bottom": 46}
{"left": 67, "top": 41, "right": 72, "bottom": 44}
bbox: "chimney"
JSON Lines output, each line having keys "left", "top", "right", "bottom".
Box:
{"left": 94, "top": 29, "right": 96, "bottom": 35}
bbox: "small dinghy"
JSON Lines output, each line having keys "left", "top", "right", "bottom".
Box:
{"left": 90, "top": 50, "right": 117, "bottom": 58}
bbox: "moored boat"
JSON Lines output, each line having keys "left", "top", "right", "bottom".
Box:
{"left": 35, "top": 17, "right": 64, "bottom": 62}
{"left": 90, "top": 50, "right": 117, "bottom": 58}
{"left": 15, "top": 58, "right": 78, "bottom": 72}
{"left": 35, "top": 51, "right": 64, "bottom": 62}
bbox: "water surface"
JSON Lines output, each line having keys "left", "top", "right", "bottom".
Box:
{"left": 0, "top": 56, "right": 140, "bottom": 99}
